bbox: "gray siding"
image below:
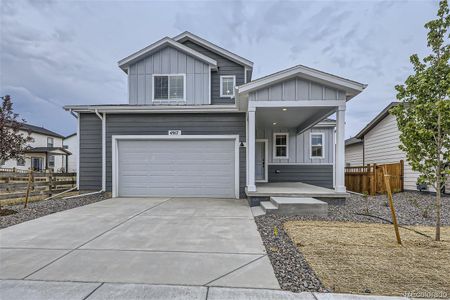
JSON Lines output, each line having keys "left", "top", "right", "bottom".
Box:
{"left": 249, "top": 78, "right": 345, "bottom": 101}
{"left": 105, "top": 113, "right": 246, "bottom": 197}
{"left": 79, "top": 113, "right": 102, "bottom": 190}
{"left": 256, "top": 127, "right": 335, "bottom": 164}
{"left": 268, "top": 165, "right": 333, "bottom": 188}
{"left": 182, "top": 40, "right": 246, "bottom": 105}
{"left": 128, "top": 46, "right": 210, "bottom": 105}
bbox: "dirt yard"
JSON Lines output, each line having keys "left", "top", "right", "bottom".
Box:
{"left": 284, "top": 221, "right": 450, "bottom": 297}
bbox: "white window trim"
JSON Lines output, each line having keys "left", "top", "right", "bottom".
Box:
{"left": 111, "top": 135, "right": 240, "bottom": 199}
{"left": 310, "top": 132, "right": 325, "bottom": 159}
{"left": 47, "top": 137, "right": 54, "bottom": 147}
{"left": 273, "top": 132, "right": 289, "bottom": 159}
{"left": 152, "top": 74, "right": 187, "bottom": 102}
{"left": 220, "top": 75, "right": 236, "bottom": 98}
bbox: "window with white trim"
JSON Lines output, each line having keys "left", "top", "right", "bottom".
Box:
{"left": 220, "top": 75, "right": 236, "bottom": 98}
{"left": 274, "top": 133, "right": 288, "bottom": 158}
{"left": 17, "top": 157, "right": 25, "bottom": 166}
{"left": 47, "top": 137, "right": 54, "bottom": 147}
{"left": 48, "top": 155, "right": 55, "bottom": 167}
{"left": 153, "top": 75, "right": 185, "bottom": 101}
{"left": 311, "top": 133, "right": 324, "bottom": 158}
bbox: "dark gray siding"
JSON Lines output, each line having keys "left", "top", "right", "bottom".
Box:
{"left": 181, "top": 41, "right": 246, "bottom": 105}
{"left": 268, "top": 165, "right": 333, "bottom": 188}
{"left": 105, "top": 113, "right": 247, "bottom": 198}
{"left": 79, "top": 113, "right": 102, "bottom": 190}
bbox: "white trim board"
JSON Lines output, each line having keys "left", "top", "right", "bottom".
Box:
{"left": 256, "top": 139, "right": 268, "bottom": 183}
{"left": 111, "top": 135, "right": 240, "bottom": 199}
{"left": 118, "top": 37, "right": 217, "bottom": 72}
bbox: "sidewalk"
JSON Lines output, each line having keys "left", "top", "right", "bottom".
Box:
{"left": 0, "top": 280, "right": 411, "bottom": 300}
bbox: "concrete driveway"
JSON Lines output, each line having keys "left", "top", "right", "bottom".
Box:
{"left": 0, "top": 197, "right": 279, "bottom": 289}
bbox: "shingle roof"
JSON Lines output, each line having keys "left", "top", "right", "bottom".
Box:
{"left": 16, "top": 123, "right": 64, "bottom": 139}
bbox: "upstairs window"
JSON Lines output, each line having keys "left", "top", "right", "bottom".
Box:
{"left": 47, "top": 137, "right": 54, "bottom": 147}
{"left": 153, "top": 75, "right": 185, "bottom": 101}
{"left": 273, "top": 133, "right": 288, "bottom": 159}
{"left": 311, "top": 133, "right": 324, "bottom": 158}
{"left": 220, "top": 75, "right": 236, "bottom": 98}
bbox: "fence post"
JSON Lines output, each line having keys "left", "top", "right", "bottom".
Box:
{"left": 400, "top": 159, "right": 404, "bottom": 192}
{"left": 24, "top": 169, "right": 33, "bottom": 208}
{"left": 48, "top": 169, "right": 54, "bottom": 197}
{"left": 370, "top": 163, "right": 377, "bottom": 195}
{"left": 383, "top": 165, "right": 402, "bottom": 244}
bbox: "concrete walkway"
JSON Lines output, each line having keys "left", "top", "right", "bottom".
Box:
{"left": 0, "top": 280, "right": 411, "bottom": 300}
{"left": 0, "top": 197, "right": 278, "bottom": 288}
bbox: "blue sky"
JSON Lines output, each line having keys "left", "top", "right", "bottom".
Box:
{"left": 0, "top": 0, "right": 438, "bottom": 137}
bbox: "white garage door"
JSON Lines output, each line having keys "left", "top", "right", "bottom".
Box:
{"left": 116, "top": 138, "right": 237, "bottom": 198}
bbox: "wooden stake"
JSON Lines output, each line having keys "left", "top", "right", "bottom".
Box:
{"left": 24, "top": 169, "right": 33, "bottom": 208}
{"left": 383, "top": 165, "right": 402, "bottom": 244}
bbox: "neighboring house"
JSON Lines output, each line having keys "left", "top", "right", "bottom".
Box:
{"left": 345, "top": 137, "right": 363, "bottom": 166}
{"left": 346, "top": 102, "right": 420, "bottom": 191}
{"left": 0, "top": 123, "right": 70, "bottom": 172}
{"left": 63, "top": 133, "right": 77, "bottom": 172}
{"left": 65, "top": 31, "right": 366, "bottom": 199}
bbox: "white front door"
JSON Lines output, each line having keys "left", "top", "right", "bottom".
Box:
{"left": 255, "top": 140, "right": 268, "bottom": 182}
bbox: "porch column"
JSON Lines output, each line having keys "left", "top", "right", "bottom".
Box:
{"left": 335, "top": 105, "right": 346, "bottom": 193}
{"left": 247, "top": 108, "right": 256, "bottom": 192}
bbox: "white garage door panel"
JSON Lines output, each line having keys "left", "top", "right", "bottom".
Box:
{"left": 117, "top": 139, "right": 236, "bottom": 197}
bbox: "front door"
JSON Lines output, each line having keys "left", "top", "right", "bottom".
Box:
{"left": 255, "top": 140, "right": 267, "bottom": 182}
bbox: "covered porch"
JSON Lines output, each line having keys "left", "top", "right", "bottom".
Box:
{"left": 237, "top": 65, "right": 367, "bottom": 202}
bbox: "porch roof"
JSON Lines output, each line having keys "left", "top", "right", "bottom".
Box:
{"left": 237, "top": 64, "right": 367, "bottom": 100}
{"left": 25, "top": 147, "right": 71, "bottom": 156}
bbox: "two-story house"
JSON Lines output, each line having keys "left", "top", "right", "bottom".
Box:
{"left": 65, "top": 32, "right": 366, "bottom": 204}
{"left": 1, "top": 123, "right": 71, "bottom": 172}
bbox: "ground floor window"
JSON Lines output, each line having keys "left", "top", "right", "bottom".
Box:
{"left": 48, "top": 155, "right": 55, "bottom": 168}
{"left": 273, "top": 133, "right": 288, "bottom": 158}
{"left": 311, "top": 133, "right": 324, "bottom": 158}
{"left": 17, "top": 157, "right": 25, "bottom": 166}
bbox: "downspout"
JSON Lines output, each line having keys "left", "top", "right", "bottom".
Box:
{"left": 69, "top": 109, "right": 80, "bottom": 190}
{"left": 95, "top": 109, "right": 106, "bottom": 192}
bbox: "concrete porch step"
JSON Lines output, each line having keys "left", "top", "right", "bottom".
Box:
{"left": 260, "top": 201, "right": 277, "bottom": 214}
{"left": 268, "top": 197, "right": 328, "bottom": 216}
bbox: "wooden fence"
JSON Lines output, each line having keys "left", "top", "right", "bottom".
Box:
{"left": 345, "top": 160, "right": 404, "bottom": 195}
{"left": 0, "top": 168, "right": 76, "bottom": 201}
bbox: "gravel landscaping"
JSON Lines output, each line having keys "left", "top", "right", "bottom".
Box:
{"left": 0, "top": 192, "right": 109, "bottom": 229}
{"left": 254, "top": 191, "right": 450, "bottom": 293}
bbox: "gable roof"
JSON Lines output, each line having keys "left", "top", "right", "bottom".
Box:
{"left": 64, "top": 132, "right": 76, "bottom": 139}
{"left": 118, "top": 37, "right": 218, "bottom": 73}
{"left": 14, "top": 123, "right": 64, "bottom": 139}
{"left": 237, "top": 64, "right": 367, "bottom": 100}
{"left": 355, "top": 102, "right": 399, "bottom": 139}
{"left": 173, "top": 31, "right": 253, "bottom": 68}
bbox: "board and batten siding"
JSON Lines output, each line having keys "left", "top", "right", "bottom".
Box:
{"left": 128, "top": 46, "right": 210, "bottom": 105}
{"left": 105, "top": 113, "right": 247, "bottom": 197}
{"left": 345, "top": 143, "right": 364, "bottom": 166}
{"left": 249, "top": 78, "right": 346, "bottom": 102}
{"left": 181, "top": 40, "right": 246, "bottom": 105}
{"left": 79, "top": 113, "right": 102, "bottom": 190}
{"left": 256, "top": 127, "right": 335, "bottom": 164}
{"left": 364, "top": 113, "right": 420, "bottom": 191}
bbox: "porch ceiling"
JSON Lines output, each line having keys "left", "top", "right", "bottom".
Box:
{"left": 255, "top": 106, "right": 335, "bottom": 132}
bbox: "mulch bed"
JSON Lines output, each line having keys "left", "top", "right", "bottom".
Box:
{"left": 255, "top": 191, "right": 450, "bottom": 293}
{"left": 0, "top": 192, "right": 109, "bottom": 229}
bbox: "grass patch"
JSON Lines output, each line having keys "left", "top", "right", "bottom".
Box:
{"left": 284, "top": 221, "right": 450, "bottom": 297}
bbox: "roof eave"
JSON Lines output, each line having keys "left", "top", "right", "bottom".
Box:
{"left": 117, "top": 37, "right": 218, "bottom": 73}
{"left": 173, "top": 31, "right": 254, "bottom": 68}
